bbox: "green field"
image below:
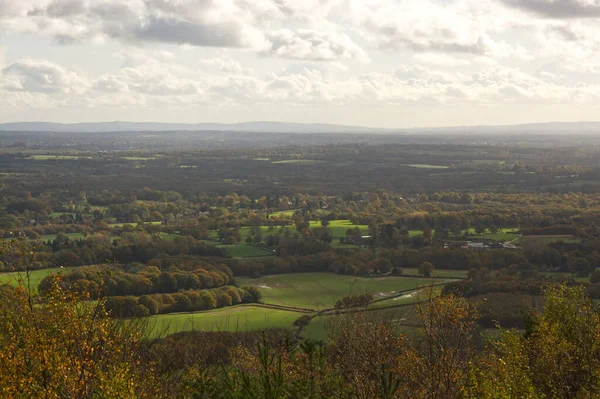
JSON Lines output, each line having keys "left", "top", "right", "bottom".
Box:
{"left": 302, "top": 306, "right": 420, "bottom": 342}
{"left": 39, "top": 233, "right": 86, "bottom": 241}
{"left": 26, "top": 155, "right": 90, "bottom": 160}
{"left": 400, "top": 268, "right": 468, "bottom": 278}
{"left": 520, "top": 236, "right": 580, "bottom": 246}
{"left": 239, "top": 220, "right": 368, "bottom": 245}
{"left": 272, "top": 160, "right": 326, "bottom": 165}
{"left": 540, "top": 272, "right": 590, "bottom": 283}
{"left": 0, "top": 267, "right": 75, "bottom": 290}
{"left": 158, "top": 232, "right": 180, "bottom": 241}
{"left": 218, "top": 244, "right": 275, "bottom": 258}
{"left": 108, "top": 221, "right": 163, "bottom": 228}
{"left": 402, "top": 164, "right": 449, "bottom": 169}
{"left": 145, "top": 306, "right": 300, "bottom": 337}
{"left": 267, "top": 209, "right": 299, "bottom": 217}
{"left": 121, "top": 156, "right": 156, "bottom": 161}
{"left": 237, "top": 273, "right": 452, "bottom": 310}
{"left": 408, "top": 227, "right": 520, "bottom": 242}
{"left": 463, "top": 228, "right": 521, "bottom": 241}
{"left": 49, "top": 212, "right": 77, "bottom": 218}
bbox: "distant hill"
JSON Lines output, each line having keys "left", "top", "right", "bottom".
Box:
{"left": 1, "top": 121, "right": 600, "bottom": 134}
{"left": 0, "top": 121, "right": 389, "bottom": 134}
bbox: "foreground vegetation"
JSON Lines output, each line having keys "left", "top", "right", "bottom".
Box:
{"left": 2, "top": 276, "right": 599, "bottom": 398}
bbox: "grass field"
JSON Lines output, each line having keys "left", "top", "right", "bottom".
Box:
{"left": 0, "top": 267, "right": 75, "bottom": 290}
{"left": 520, "top": 235, "right": 580, "bottom": 246}
{"left": 40, "top": 233, "right": 86, "bottom": 241}
{"left": 26, "top": 155, "right": 90, "bottom": 160}
{"left": 402, "top": 164, "right": 449, "bottom": 169}
{"left": 145, "top": 306, "right": 300, "bottom": 337}
{"left": 302, "top": 305, "right": 420, "bottom": 342}
{"left": 540, "top": 271, "right": 591, "bottom": 283}
{"left": 237, "top": 273, "right": 452, "bottom": 310}
{"left": 108, "top": 221, "right": 163, "bottom": 228}
{"left": 49, "top": 212, "right": 77, "bottom": 219}
{"left": 272, "top": 160, "right": 326, "bottom": 165}
{"left": 408, "top": 227, "right": 520, "bottom": 242}
{"left": 400, "top": 268, "right": 468, "bottom": 278}
{"left": 219, "top": 244, "right": 275, "bottom": 258}
{"left": 158, "top": 232, "right": 180, "bottom": 241}
{"left": 238, "top": 220, "right": 368, "bottom": 244}
{"left": 463, "top": 228, "right": 521, "bottom": 242}
{"left": 267, "top": 209, "right": 299, "bottom": 217}
{"left": 121, "top": 157, "right": 156, "bottom": 161}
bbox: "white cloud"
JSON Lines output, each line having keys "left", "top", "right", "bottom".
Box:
{"left": 3, "top": 0, "right": 600, "bottom": 125}
{"left": 95, "top": 66, "right": 205, "bottom": 96}
{"left": 199, "top": 58, "right": 250, "bottom": 74}
{"left": 266, "top": 29, "right": 369, "bottom": 62}
{"left": 414, "top": 53, "right": 471, "bottom": 67}
{"left": 1, "top": 59, "right": 88, "bottom": 94}
{"left": 500, "top": 0, "right": 600, "bottom": 19}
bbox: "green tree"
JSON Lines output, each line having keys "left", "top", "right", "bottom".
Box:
{"left": 419, "top": 261, "right": 435, "bottom": 277}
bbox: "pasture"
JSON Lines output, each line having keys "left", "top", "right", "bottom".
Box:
{"left": 40, "top": 233, "right": 86, "bottom": 241}
{"left": 399, "top": 268, "right": 468, "bottom": 278}
{"left": 145, "top": 305, "right": 300, "bottom": 337}
{"left": 236, "top": 273, "right": 453, "bottom": 310}
{"left": 302, "top": 305, "right": 421, "bottom": 342}
{"left": 402, "top": 164, "right": 449, "bottom": 169}
{"left": 218, "top": 244, "right": 275, "bottom": 258}
{"left": 240, "top": 220, "right": 368, "bottom": 241}
{"left": 0, "top": 267, "right": 75, "bottom": 290}
{"left": 121, "top": 156, "right": 156, "bottom": 161}
{"left": 272, "top": 159, "right": 327, "bottom": 165}
{"left": 26, "top": 155, "right": 90, "bottom": 160}
{"left": 408, "top": 227, "right": 520, "bottom": 242}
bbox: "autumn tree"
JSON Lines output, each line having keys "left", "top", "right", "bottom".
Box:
{"left": 0, "top": 277, "right": 163, "bottom": 398}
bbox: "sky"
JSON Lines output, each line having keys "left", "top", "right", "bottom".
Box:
{"left": 1, "top": 0, "right": 600, "bottom": 128}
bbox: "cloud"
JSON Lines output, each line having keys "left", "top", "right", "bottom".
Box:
{"left": 353, "top": 0, "right": 496, "bottom": 55}
{"left": 500, "top": 0, "right": 600, "bottom": 18}
{"left": 5, "top": 0, "right": 268, "bottom": 48}
{"left": 414, "top": 53, "right": 471, "bottom": 67}
{"left": 135, "top": 16, "right": 247, "bottom": 47}
{"left": 266, "top": 29, "right": 369, "bottom": 62}
{"left": 1, "top": 59, "right": 88, "bottom": 94}
{"left": 94, "top": 66, "right": 205, "bottom": 96}
{"left": 199, "top": 58, "right": 250, "bottom": 74}
{"left": 546, "top": 24, "right": 581, "bottom": 40}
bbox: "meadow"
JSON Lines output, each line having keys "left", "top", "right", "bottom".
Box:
{"left": 0, "top": 267, "right": 75, "bottom": 290}
{"left": 25, "top": 155, "right": 90, "bottom": 160}
{"left": 272, "top": 160, "right": 327, "bottom": 165}
{"left": 145, "top": 305, "right": 301, "bottom": 337}
{"left": 40, "top": 233, "right": 86, "bottom": 241}
{"left": 302, "top": 305, "right": 421, "bottom": 341}
{"left": 218, "top": 244, "right": 275, "bottom": 258}
{"left": 143, "top": 272, "right": 447, "bottom": 338}
{"left": 239, "top": 220, "right": 369, "bottom": 243}
{"left": 402, "top": 164, "right": 449, "bottom": 169}
{"left": 236, "top": 273, "right": 453, "bottom": 310}
{"left": 408, "top": 227, "right": 521, "bottom": 242}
